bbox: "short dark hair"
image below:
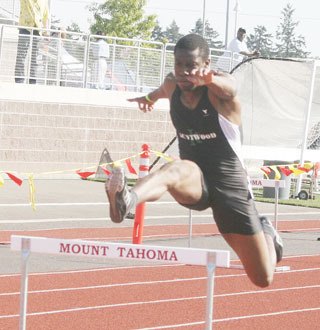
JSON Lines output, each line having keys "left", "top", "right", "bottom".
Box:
{"left": 174, "top": 34, "right": 210, "bottom": 60}
{"left": 238, "top": 28, "right": 246, "bottom": 34}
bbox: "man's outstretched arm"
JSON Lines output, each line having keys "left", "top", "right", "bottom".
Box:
{"left": 185, "top": 68, "right": 237, "bottom": 101}
{"left": 127, "top": 73, "right": 176, "bottom": 112}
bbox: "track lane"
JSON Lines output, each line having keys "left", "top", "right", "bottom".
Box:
{"left": 0, "top": 219, "right": 319, "bottom": 243}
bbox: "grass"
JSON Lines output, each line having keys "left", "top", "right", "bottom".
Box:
{"left": 254, "top": 190, "right": 320, "bottom": 208}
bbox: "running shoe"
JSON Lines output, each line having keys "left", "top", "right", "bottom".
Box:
{"left": 105, "top": 166, "right": 136, "bottom": 223}
{"left": 260, "top": 216, "right": 283, "bottom": 263}
{"left": 101, "top": 149, "right": 135, "bottom": 220}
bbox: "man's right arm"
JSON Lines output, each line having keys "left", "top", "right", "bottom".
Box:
{"left": 127, "top": 73, "right": 176, "bottom": 112}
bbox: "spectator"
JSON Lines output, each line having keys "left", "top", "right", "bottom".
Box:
{"left": 217, "top": 27, "right": 260, "bottom": 72}
{"left": 93, "top": 31, "right": 110, "bottom": 89}
{"left": 15, "top": 0, "right": 50, "bottom": 84}
{"left": 47, "top": 26, "right": 67, "bottom": 85}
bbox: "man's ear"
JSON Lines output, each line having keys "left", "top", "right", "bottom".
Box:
{"left": 205, "top": 58, "right": 211, "bottom": 67}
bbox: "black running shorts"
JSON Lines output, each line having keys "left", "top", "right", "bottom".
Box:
{"left": 180, "top": 173, "right": 263, "bottom": 235}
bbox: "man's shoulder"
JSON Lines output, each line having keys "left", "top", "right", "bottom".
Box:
{"left": 162, "top": 73, "right": 177, "bottom": 99}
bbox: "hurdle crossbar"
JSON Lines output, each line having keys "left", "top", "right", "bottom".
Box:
{"left": 11, "top": 235, "right": 230, "bottom": 330}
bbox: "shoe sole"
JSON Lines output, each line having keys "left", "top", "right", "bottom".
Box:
{"left": 102, "top": 150, "right": 125, "bottom": 223}
{"left": 106, "top": 169, "right": 125, "bottom": 223}
{"left": 274, "top": 236, "right": 283, "bottom": 263}
{"left": 260, "top": 216, "right": 283, "bottom": 263}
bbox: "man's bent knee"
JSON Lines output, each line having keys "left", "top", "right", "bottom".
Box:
{"left": 160, "top": 159, "right": 200, "bottom": 182}
{"left": 249, "top": 271, "right": 274, "bottom": 288}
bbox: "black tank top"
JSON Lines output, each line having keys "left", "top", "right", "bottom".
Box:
{"left": 170, "top": 86, "right": 246, "bottom": 185}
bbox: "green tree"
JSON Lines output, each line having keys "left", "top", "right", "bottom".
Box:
{"left": 163, "top": 20, "right": 183, "bottom": 43}
{"left": 246, "top": 25, "right": 273, "bottom": 57}
{"left": 89, "top": 0, "right": 157, "bottom": 40}
{"left": 151, "top": 20, "right": 168, "bottom": 43}
{"left": 66, "top": 22, "right": 83, "bottom": 34}
{"left": 190, "top": 18, "right": 224, "bottom": 49}
{"left": 275, "top": 3, "right": 309, "bottom": 58}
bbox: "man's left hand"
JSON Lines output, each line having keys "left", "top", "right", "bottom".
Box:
{"left": 185, "top": 69, "right": 218, "bottom": 87}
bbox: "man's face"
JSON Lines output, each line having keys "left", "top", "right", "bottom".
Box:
{"left": 174, "top": 48, "right": 209, "bottom": 91}
{"left": 237, "top": 31, "right": 246, "bottom": 42}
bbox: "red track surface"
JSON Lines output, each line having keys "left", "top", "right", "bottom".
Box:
{"left": 0, "top": 219, "right": 319, "bottom": 243}
{"left": 0, "top": 221, "right": 319, "bottom": 329}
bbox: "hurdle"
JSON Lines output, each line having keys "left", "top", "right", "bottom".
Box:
{"left": 11, "top": 235, "right": 230, "bottom": 330}
{"left": 251, "top": 178, "right": 286, "bottom": 230}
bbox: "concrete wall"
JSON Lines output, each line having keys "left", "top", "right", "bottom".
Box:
{"left": 0, "top": 83, "right": 175, "bottom": 178}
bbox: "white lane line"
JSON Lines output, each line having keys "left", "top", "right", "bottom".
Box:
{"left": 0, "top": 223, "right": 216, "bottom": 231}
{"left": 0, "top": 285, "right": 319, "bottom": 319}
{"left": 136, "top": 307, "right": 320, "bottom": 329}
{"left": 0, "top": 275, "right": 319, "bottom": 298}
{"left": 0, "top": 215, "right": 208, "bottom": 224}
{"left": 214, "top": 306, "right": 320, "bottom": 323}
{"left": 1, "top": 215, "right": 319, "bottom": 224}
{"left": 0, "top": 202, "right": 178, "bottom": 207}
{"left": 1, "top": 268, "right": 319, "bottom": 298}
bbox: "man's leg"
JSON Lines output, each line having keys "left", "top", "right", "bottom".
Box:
{"left": 222, "top": 231, "right": 279, "bottom": 287}
{"left": 105, "top": 160, "right": 204, "bottom": 223}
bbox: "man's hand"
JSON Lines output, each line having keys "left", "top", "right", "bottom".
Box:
{"left": 253, "top": 49, "right": 260, "bottom": 57}
{"left": 185, "top": 69, "right": 218, "bottom": 87}
{"left": 127, "top": 96, "right": 154, "bottom": 113}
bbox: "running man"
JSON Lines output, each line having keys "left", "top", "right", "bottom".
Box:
{"left": 105, "top": 34, "right": 282, "bottom": 288}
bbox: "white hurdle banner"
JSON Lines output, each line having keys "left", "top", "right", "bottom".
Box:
{"left": 11, "top": 235, "right": 230, "bottom": 330}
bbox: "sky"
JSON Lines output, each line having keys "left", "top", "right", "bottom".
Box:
{"left": 51, "top": 0, "right": 320, "bottom": 57}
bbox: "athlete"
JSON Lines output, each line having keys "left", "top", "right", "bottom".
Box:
{"left": 105, "top": 33, "right": 283, "bottom": 288}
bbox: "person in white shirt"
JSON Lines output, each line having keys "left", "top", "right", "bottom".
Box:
{"left": 216, "top": 28, "right": 260, "bottom": 72}
{"left": 94, "top": 31, "right": 110, "bottom": 89}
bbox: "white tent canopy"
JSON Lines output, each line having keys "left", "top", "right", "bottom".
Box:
{"left": 233, "top": 58, "right": 320, "bottom": 162}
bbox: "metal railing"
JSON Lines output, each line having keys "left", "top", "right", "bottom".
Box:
{"left": 0, "top": 24, "right": 238, "bottom": 91}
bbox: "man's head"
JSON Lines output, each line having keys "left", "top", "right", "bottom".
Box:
{"left": 174, "top": 34, "right": 210, "bottom": 60}
{"left": 237, "top": 28, "right": 246, "bottom": 42}
{"left": 173, "top": 34, "right": 210, "bottom": 91}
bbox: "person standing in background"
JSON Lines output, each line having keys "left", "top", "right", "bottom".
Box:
{"left": 15, "top": 0, "right": 49, "bottom": 84}
{"left": 217, "top": 27, "right": 260, "bottom": 72}
{"left": 228, "top": 28, "right": 260, "bottom": 60}
{"left": 94, "top": 31, "right": 110, "bottom": 89}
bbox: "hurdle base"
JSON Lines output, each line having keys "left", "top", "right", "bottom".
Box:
{"left": 229, "top": 264, "right": 291, "bottom": 272}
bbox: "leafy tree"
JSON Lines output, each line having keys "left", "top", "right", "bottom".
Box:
{"left": 275, "top": 3, "right": 309, "bottom": 58}
{"left": 89, "top": 0, "right": 157, "bottom": 40}
{"left": 190, "top": 18, "right": 224, "bottom": 49}
{"left": 66, "top": 22, "right": 83, "bottom": 34}
{"left": 246, "top": 25, "right": 273, "bottom": 57}
{"left": 163, "top": 20, "right": 183, "bottom": 43}
{"left": 151, "top": 20, "right": 168, "bottom": 43}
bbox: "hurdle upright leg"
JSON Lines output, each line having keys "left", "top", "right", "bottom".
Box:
{"left": 274, "top": 181, "right": 280, "bottom": 230}
{"left": 188, "top": 209, "right": 193, "bottom": 247}
{"left": 19, "top": 238, "right": 31, "bottom": 330}
{"left": 205, "top": 252, "right": 217, "bottom": 330}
